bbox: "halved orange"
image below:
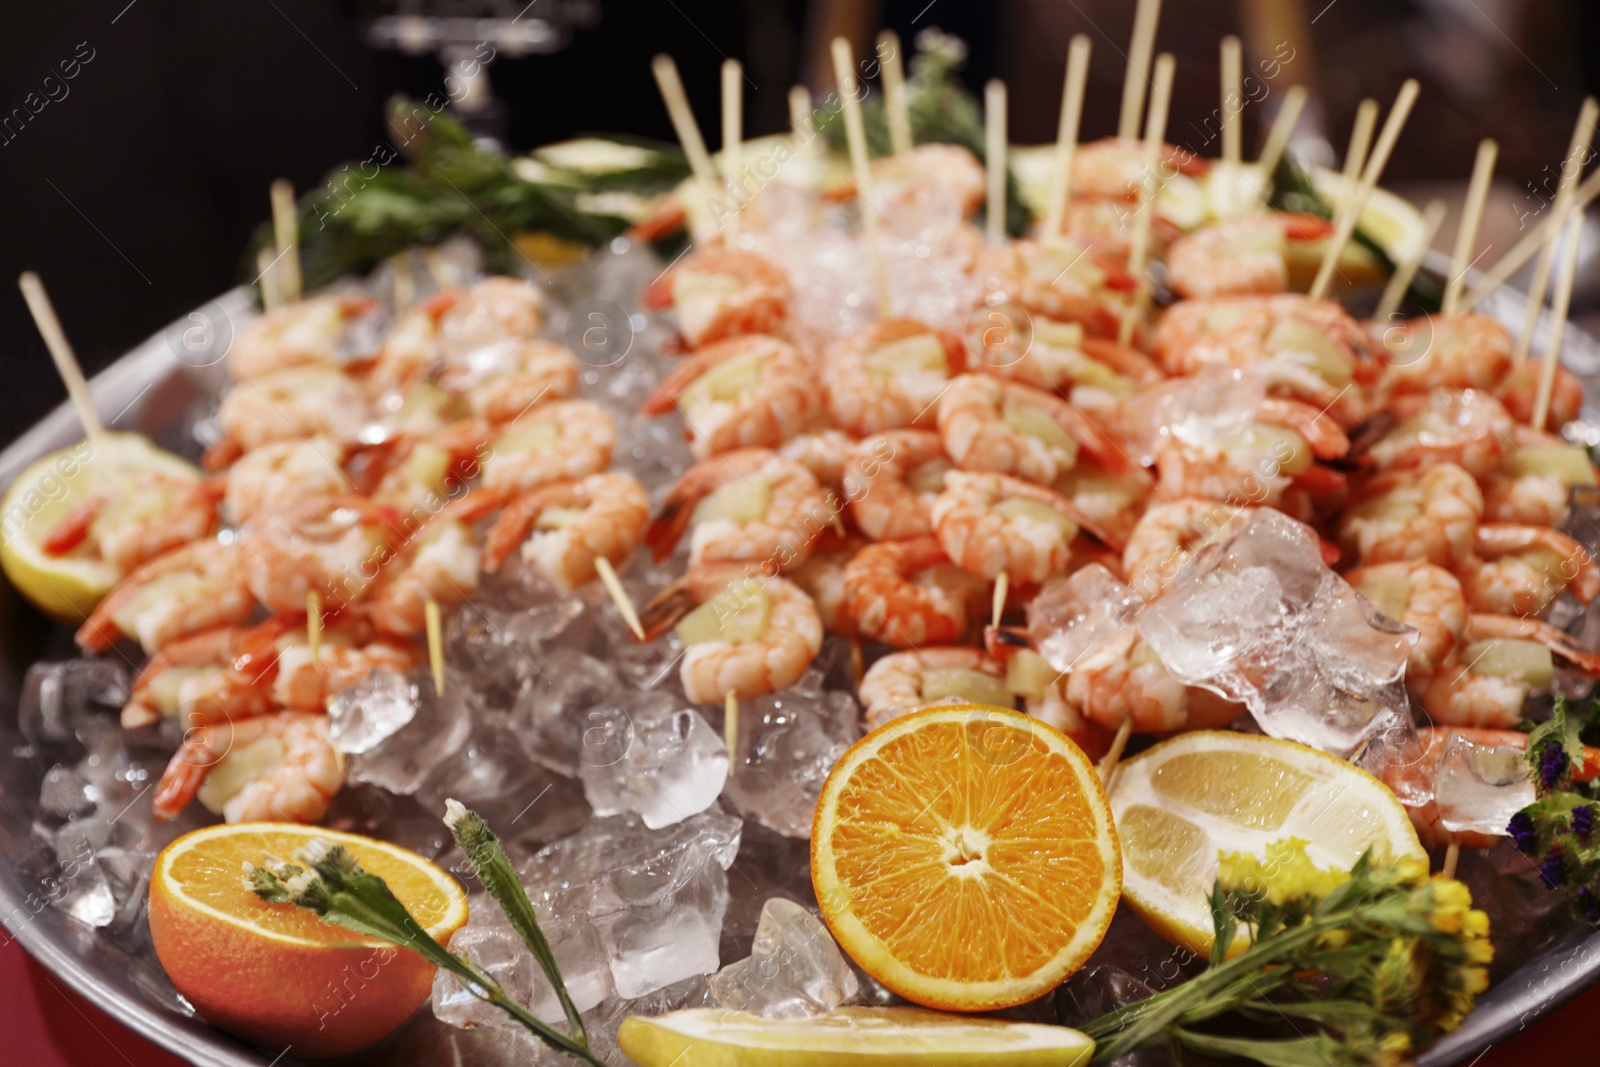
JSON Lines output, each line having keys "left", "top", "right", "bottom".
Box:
{"left": 149, "top": 822, "right": 468, "bottom": 1058}
{"left": 811, "top": 704, "right": 1121, "bottom": 1012}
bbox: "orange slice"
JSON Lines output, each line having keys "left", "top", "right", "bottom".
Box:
{"left": 811, "top": 704, "right": 1121, "bottom": 1012}
{"left": 149, "top": 822, "right": 468, "bottom": 1058}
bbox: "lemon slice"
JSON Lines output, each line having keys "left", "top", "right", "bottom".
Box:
{"left": 0, "top": 432, "right": 199, "bottom": 622}
{"left": 618, "top": 1007, "right": 1095, "bottom": 1067}
{"left": 1109, "top": 731, "right": 1424, "bottom": 954}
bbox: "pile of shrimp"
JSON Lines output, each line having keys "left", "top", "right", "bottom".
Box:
{"left": 58, "top": 277, "right": 650, "bottom": 825}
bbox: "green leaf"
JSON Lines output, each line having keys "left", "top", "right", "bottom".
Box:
{"left": 1208, "top": 882, "right": 1237, "bottom": 968}
{"left": 1173, "top": 1028, "right": 1354, "bottom": 1067}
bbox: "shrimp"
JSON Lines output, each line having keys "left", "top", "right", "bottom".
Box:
{"left": 120, "top": 625, "right": 276, "bottom": 728}
{"left": 971, "top": 316, "right": 1161, "bottom": 400}
{"left": 790, "top": 533, "right": 865, "bottom": 636}
{"left": 1481, "top": 426, "right": 1600, "bottom": 526}
{"left": 1422, "top": 613, "right": 1600, "bottom": 727}
{"left": 363, "top": 517, "right": 482, "bottom": 636}
{"left": 842, "top": 429, "right": 949, "bottom": 542}
{"left": 641, "top": 334, "right": 816, "bottom": 457}
{"left": 1151, "top": 397, "right": 1350, "bottom": 509}
{"left": 975, "top": 239, "right": 1133, "bottom": 338}
{"left": 821, "top": 319, "right": 966, "bottom": 436}
{"left": 1338, "top": 464, "right": 1483, "bottom": 568}
{"left": 222, "top": 437, "right": 350, "bottom": 525}
{"left": 937, "top": 374, "right": 1132, "bottom": 487}
{"left": 1377, "top": 313, "right": 1512, "bottom": 396}
{"left": 1456, "top": 524, "right": 1600, "bottom": 617}
{"left": 228, "top": 295, "right": 378, "bottom": 380}
{"left": 438, "top": 339, "right": 578, "bottom": 424}
{"left": 1052, "top": 458, "right": 1151, "bottom": 550}
{"left": 237, "top": 495, "right": 404, "bottom": 614}
{"left": 77, "top": 540, "right": 255, "bottom": 654}
{"left": 152, "top": 711, "right": 343, "bottom": 824}
{"left": 843, "top": 537, "right": 986, "bottom": 647}
{"left": 1055, "top": 196, "right": 1184, "bottom": 260}
{"left": 1495, "top": 361, "right": 1585, "bottom": 428}
{"left": 365, "top": 418, "right": 493, "bottom": 515}
{"left": 478, "top": 400, "right": 616, "bottom": 495}
{"left": 1064, "top": 628, "right": 1244, "bottom": 734}
{"left": 643, "top": 568, "right": 823, "bottom": 703}
{"left": 367, "top": 277, "right": 544, "bottom": 393}
{"left": 644, "top": 449, "right": 827, "bottom": 572}
{"left": 930, "top": 471, "right": 1091, "bottom": 583}
{"left": 859, "top": 647, "right": 1010, "bottom": 729}
{"left": 1345, "top": 561, "right": 1467, "bottom": 692}
{"left": 481, "top": 473, "right": 649, "bottom": 591}
{"left": 830, "top": 143, "right": 987, "bottom": 216}
{"left": 215, "top": 367, "right": 372, "bottom": 452}
{"left": 1164, "top": 213, "right": 1335, "bottom": 300}
{"left": 240, "top": 613, "right": 421, "bottom": 713}
{"left": 1359, "top": 388, "right": 1513, "bottom": 479}
{"left": 779, "top": 429, "right": 857, "bottom": 494}
{"left": 642, "top": 248, "right": 791, "bottom": 348}
{"left": 1123, "top": 499, "right": 1254, "bottom": 600}
{"left": 41, "top": 471, "right": 220, "bottom": 577}
{"left": 1069, "top": 137, "right": 1208, "bottom": 200}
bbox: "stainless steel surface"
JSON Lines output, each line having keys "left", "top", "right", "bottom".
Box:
{"left": 3, "top": 277, "right": 1600, "bottom": 1067}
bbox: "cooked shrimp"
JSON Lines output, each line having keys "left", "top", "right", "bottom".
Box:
{"left": 478, "top": 400, "right": 616, "bottom": 495}
{"left": 1360, "top": 388, "right": 1513, "bottom": 478}
{"left": 1052, "top": 457, "right": 1151, "bottom": 550}
{"left": 937, "top": 374, "right": 1132, "bottom": 487}
{"left": 480, "top": 473, "right": 649, "bottom": 591}
{"left": 438, "top": 339, "right": 578, "bottom": 424}
{"left": 643, "top": 248, "right": 791, "bottom": 348}
{"left": 1338, "top": 464, "right": 1483, "bottom": 568}
{"left": 215, "top": 367, "right": 372, "bottom": 452}
{"left": 975, "top": 239, "right": 1133, "bottom": 338}
{"left": 1152, "top": 396, "right": 1350, "bottom": 509}
{"left": 1481, "top": 426, "right": 1599, "bottom": 526}
{"left": 364, "top": 517, "right": 482, "bottom": 636}
{"left": 1069, "top": 137, "right": 1208, "bottom": 200}
{"left": 859, "top": 647, "right": 1009, "bottom": 729}
{"left": 1021, "top": 677, "right": 1115, "bottom": 760}
{"left": 1495, "top": 361, "right": 1585, "bottom": 428}
{"left": 1377, "top": 312, "right": 1512, "bottom": 396}
{"left": 1055, "top": 196, "right": 1183, "bottom": 260}
{"left": 1165, "top": 213, "right": 1335, "bottom": 299}
{"left": 152, "top": 711, "right": 343, "bottom": 824}
{"left": 367, "top": 277, "right": 544, "bottom": 393}
{"left": 831, "top": 143, "right": 987, "bottom": 216}
{"left": 1123, "top": 499, "right": 1254, "bottom": 600}
{"left": 972, "top": 316, "right": 1161, "bottom": 400}
{"left": 821, "top": 319, "right": 966, "bottom": 436}
{"left": 930, "top": 471, "right": 1090, "bottom": 583}
{"left": 641, "top": 334, "right": 816, "bottom": 457}
{"left": 843, "top": 536, "right": 985, "bottom": 647}
{"left": 77, "top": 540, "right": 255, "bottom": 654}
{"left": 644, "top": 449, "right": 826, "bottom": 572}
{"left": 240, "top": 613, "right": 421, "bottom": 712}
{"left": 229, "top": 295, "right": 377, "bottom": 380}
{"left": 1422, "top": 613, "right": 1600, "bottom": 727}
{"left": 1345, "top": 561, "right": 1467, "bottom": 692}
{"left": 365, "top": 419, "right": 493, "bottom": 515}
{"left": 1066, "top": 629, "right": 1244, "bottom": 734}
{"left": 238, "top": 495, "right": 404, "bottom": 614}
{"left": 1456, "top": 524, "right": 1600, "bottom": 617}
{"left": 779, "top": 429, "right": 857, "bottom": 496}
{"left": 790, "top": 533, "right": 864, "bottom": 636}
{"left": 120, "top": 625, "right": 276, "bottom": 728}
{"left": 842, "top": 429, "right": 949, "bottom": 542}
{"left": 41, "top": 471, "right": 219, "bottom": 577}
{"left": 223, "top": 437, "right": 350, "bottom": 524}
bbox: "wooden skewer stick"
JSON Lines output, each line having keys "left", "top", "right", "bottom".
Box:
{"left": 256, "top": 247, "right": 283, "bottom": 312}
{"left": 1373, "top": 199, "right": 1448, "bottom": 323}
{"left": 1532, "top": 212, "right": 1583, "bottom": 432}
{"left": 425, "top": 598, "right": 445, "bottom": 696}
{"left": 651, "top": 54, "right": 722, "bottom": 223}
{"left": 1516, "top": 97, "right": 1598, "bottom": 363}
{"left": 1461, "top": 165, "right": 1600, "bottom": 311}
{"left": 1043, "top": 34, "right": 1092, "bottom": 240}
{"left": 18, "top": 272, "right": 104, "bottom": 441}
{"left": 832, "top": 36, "right": 891, "bottom": 319}
{"left": 991, "top": 570, "right": 1009, "bottom": 631}
{"left": 393, "top": 251, "right": 415, "bottom": 315}
{"left": 1308, "top": 79, "right": 1420, "bottom": 301}
{"left": 878, "top": 30, "right": 913, "bottom": 157}
{"left": 270, "top": 179, "right": 302, "bottom": 304}
{"left": 724, "top": 689, "right": 739, "bottom": 760}
{"left": 721, "top": 59, "right": 743, "bottom": 245}
{"left": 594, "top": 555, "right": 645, "bottom": 640}
{"left": 1117, "top": 0, "right": 1163, "bottom": 140}
{"left": 1340, "top": 98, "right": 1379, "bottom": 189}
{"left": 1098, "top": 716, "right": 1135, "bottom": 785}
{"left": 307, "top": 589, "right": 323, "bottom": 664}
{"left": 1219, "top": 36, "right": 1242, "bottom": 171}
{"left": 1441, "top": 139, "right": 1499, "bottom": 315}
{"left": 1118, "top": 52, "right": 1177, "bottom": 348}
{"left": 1250, "top": 85, "right": 1307, "bottom": 207}
{"left": 1441, "top": 840, "right": 1461, "bottom": 880}
{"left": 788, "top": 85, "right": 813, "bottom": 146}
{"left": 985, "top": 79, "right": 1007, "bottom": 246}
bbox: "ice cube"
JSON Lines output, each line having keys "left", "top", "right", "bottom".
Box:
{"left": 720, "top": 685, "right": 861, "bottom": 839}
{"left": 432, "top": 903, "right": 614, "bottom": 1031}
{"left": 347, "top": 667, "right": 474, "bottom": 795}
{"left": 721, "top": 820, "right": 816, "bottom": 962}
{"left": 612, "top": 408, "right": 695, "bottom": 506}
{"left": 1122, "top": 365, "right": 1266, "bottom": 466}
{"left": 328, "top": 669, "right": 418, "bottom": 755}
{"left": 418, "top": 724, "right": 590, "bottom": 847}
{"left": 510, "top": 650, "right": 625, "bottom": 776}
{"left": 1435, "top": 732, "right": 1536, "bottom": 836}
{"left": 578, "top": 692, "right": 728, "bottom": 829}
{"left": 581, "top": 974, "right": 713, "bottom": 1066}
{"left": 521, "top": 812, "right": 742, "bottom": 999}
{"left": 447, "top": 569, "right": 590, "bottom": 705}
{"left": 1138, "top": 510, "right": 1419, "bottom": 757}
{"left": 19, "top": 659, "right": 128, "bottom": 753}
{"left": 1028, "top": 565, "right": 1142, "bottom": 672}
{"left": 39, "top": 765, "right": 98, "bottom": 818}
{"left": 709, "top": 898, "right": 858, "bottom": 1018}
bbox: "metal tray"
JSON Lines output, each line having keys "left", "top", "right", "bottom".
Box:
{"left": 3, "top": 277, "right": 1600, "bottom": 1067}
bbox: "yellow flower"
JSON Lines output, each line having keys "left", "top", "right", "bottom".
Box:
{"left": 1372, "top": 1030, "right": 1413, "bottom": 1067}
{"left": 1217, "top": 838, "right": 1347, "bottom": 906}
{"left": 1427, "top": 878, "right": 1473, "bottom": 934}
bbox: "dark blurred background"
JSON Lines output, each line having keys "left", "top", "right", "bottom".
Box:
{"left": 2, "top": 0, "right": 1598, "bottom": 438}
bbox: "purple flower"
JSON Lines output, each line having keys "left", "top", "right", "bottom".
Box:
{"left": 1541, "top": 845, "right": 1567, "bottom": 888}
{"left": 1540, "top": 743, "right": 1570, "bottom": 789}
{"left": 1573, "top": 805, "right": 1595, "bottom": 843}
{"left": 1578, "top": 887, "right": 1600, "bottom": 925}
{"left": 1508, "top": 811, "right": 1537, "bottom": 853}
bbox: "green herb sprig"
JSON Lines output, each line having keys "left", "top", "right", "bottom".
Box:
{"left": 1508, "top": 696, "right": 1600, "bottom": 922}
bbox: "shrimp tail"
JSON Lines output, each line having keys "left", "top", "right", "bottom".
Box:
{"left": 638, "top": 577, "right": 698, "bottom": 641}
{"left": 75, "top": 604, "right": 123, "bottom": 653}
{"left": 40, "top": 494, "right": 104, "bottom": 556}
{"left": 644, "top": 487, "right": 697, "bottom": 563}
{"left": 482, "top": 484, "right": 569, "bottom": 573}
{"left": 152, "top": 741, "right": 212, "bottom": 821}
{"left": 1467, "top": 613, "right": 1600, "bottom": 675}
{"left": 201, "top": 436, "right": 245, "bottom": 473}
{"left": 983, "top": 625, "right": 1034, "bottom": 658}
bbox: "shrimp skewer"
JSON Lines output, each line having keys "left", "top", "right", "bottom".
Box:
{"left": 859, "top": 647, "right": 1010, "bottom": 729}
{"left": 644, "top": 449, "right": 828, "bottom": 573}
{"left": 843, "top": 537, "right": 986, "bottom": 648}
{"left": 1422, "top": 613, "right": 1600, "bottom": 727}
{"left": 1164, "top": 213, "right": 1335, "bottom": 300}
{"left": 77, "top": 541, "right": 255, "bottom": 655}
{"left": 480, "top": 473, "right": 650, "bottom": 591}
{"left": 842, "top": 429, "right": 950, "bottom": 542}
{"left": 1456, "top": 524, "right": 1600, "bottom": 617}
{"left": 642, "top": 248, "right": 791, "bottom": 348}
{"left": 152, "top": 711, "right": 344, "bottom": 824}
{"left": 42, "top": 472, "right": 220, "bottom": 576}
{"left": 821, "top": 320, "right": 967, "bottom": 436}
{"left": 640, "top": 335, "right": 816, "bottom": 457}
{"left": 937, "top": 374, "right": 1134, "bottom": 487}
{"left": 930, "top": 471, "right": 1097, "bottom": 583}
